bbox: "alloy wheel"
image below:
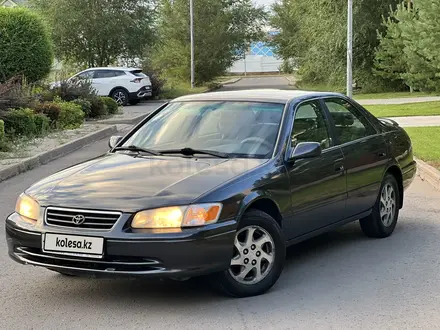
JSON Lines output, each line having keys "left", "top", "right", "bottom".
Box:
{"left": 228, "top": 225, "right": 275, "bottom": 285}
{"left": 380, "top": 183, "right": 396, "bottom": 227}
{"left": 113, "top": 91, "right": 126, "bottom": 105}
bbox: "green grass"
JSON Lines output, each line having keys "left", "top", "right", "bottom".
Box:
{"left": 364, "top": 101, "right": 440, "bottom": 117}
{"left": 404, "top": 127, "right": 440, "bottom": 169}
{"left": 159, "top": 82, "right": 209, "bottom": 99}
{"left": 296, "top": 81, "right": 440, "bottom": 100}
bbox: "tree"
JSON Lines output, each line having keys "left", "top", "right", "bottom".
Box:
{"left": 30, "top": 0, "right": 156, "bottom": 68}
{"left": 0, "top": 7, "right": 53, "bottom": 82}
{"left": 151, "top": 0, "right": 266, "bottom": 85}
{"left": 270, "top": 0, "right": 401, "bottom": 92}
{"left": 374, "top": 3, "right": 414, "bottom": 87}
{"left": 399, "top": 0, "right": 440, "bottom": 91}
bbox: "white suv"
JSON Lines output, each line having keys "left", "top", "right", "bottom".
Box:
{"left": 66, "top": 67, "right": 152, "bottom": 106}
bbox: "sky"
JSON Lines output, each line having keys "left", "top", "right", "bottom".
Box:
{"left": 254, "top": 0, "right": 276, "bottom": 8}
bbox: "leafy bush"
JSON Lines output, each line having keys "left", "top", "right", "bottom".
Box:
{"left": 51, "top": 78, "right": 97, "bottom": 102}
{"left": 71, "top": 98, "right": 92, "bottom": 117}
{"left": 142, "top": 69, "right": 165, "bottom": 99}
{"left": 0, "top": 7, "right": 53, "bottom": 83}
{"left": 0, "top": 76, "right": 37, "bottom": 111}
{"left": 100, "top": 97, "right": 119, "bottom": 114}
{"left": 35, "top": 102, "right": 61, "bottom": 123}
{"left": 56, "top": 101, "right": 85, "bottom": 129}
{"left": 3, "top": 108, "right": 38, "bottom": 137}
{"left": 0, "top": 119, "right": 6, "bottom": 151}
{"left": 89, "top": 97, "right": 108, "bottom": 118}
{"left": 33, "top": 113, "right": 50, "bottom": 135}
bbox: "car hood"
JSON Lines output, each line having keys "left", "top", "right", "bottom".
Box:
{"left": 26, "top": 153, "right": 265, "bottom": 212}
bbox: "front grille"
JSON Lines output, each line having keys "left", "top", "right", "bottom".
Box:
{"left": 45, "top": 207, "right": 121, "bottom": 230}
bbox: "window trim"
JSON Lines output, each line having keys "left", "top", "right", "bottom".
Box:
{"left": 320, "top": 96, "right": 380, "bottom": 147}
{"left": 284, "top": 98, "right": 337, "bottom": 163}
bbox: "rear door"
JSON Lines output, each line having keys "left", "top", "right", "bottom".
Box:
{"left": 322, "top": 97, "right": 388, "bottom": 218}
{"left": 92, "top": 70, "right": 120, "bottom": 96}
{"left": 285, "top": 100, "right": 347, "bottom": 239}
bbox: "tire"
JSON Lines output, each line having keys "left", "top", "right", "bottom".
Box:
{"left": 111, "top": 88, "right": 129, "bottom": 106}
{"left": 360, "top": 173, "right": 400, "bottom": 238}
{"left": 211, "top": 209, "right": 286, "bottom": 298}
{"left": 129, "top": 99, "right": 140, "bottom": 106}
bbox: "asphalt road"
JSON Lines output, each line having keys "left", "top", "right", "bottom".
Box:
{"left": 219, "top": 76, "right": 292, "bottom": 91}
{"left": 1, "top": 139, "right": 440, "bottom": 329}
{"left": 1, "top": 77, "right": 440, "bottom": 329}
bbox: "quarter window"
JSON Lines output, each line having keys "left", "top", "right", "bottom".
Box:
{"left": 324, "top": 98, "right": 376, "bottom": 144}
{"left": 291, "top": 101, "right": 332, "bottom": 150}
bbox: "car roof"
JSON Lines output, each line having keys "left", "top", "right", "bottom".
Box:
{"left": 84, "top": 67, "right": 141, "bottom": 72}
{"left": 171, "top": 89, "right": 344, "bottom": 104}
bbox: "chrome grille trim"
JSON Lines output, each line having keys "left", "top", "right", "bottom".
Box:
{"left": 45, "top": 207, "right": 122, "bottom": 231}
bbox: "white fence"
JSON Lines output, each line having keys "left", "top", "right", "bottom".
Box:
{"left": 228, "top": 55, "right": 284, "bottom": 74}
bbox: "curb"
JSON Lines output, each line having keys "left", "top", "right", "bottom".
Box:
{"left": 0, "top": 125, "right": 117, "bottom": 183}
{"left": 284, "top": 75, "right": 297, "bottom": 87}
{"left": 416, "top": 157, "right": 440, "bottom": 191}
{"left": 222, "top": 77, "right": 242, "bottom": 85}
{"left": 96, "top": 113, "right": 152, "bottom": 125}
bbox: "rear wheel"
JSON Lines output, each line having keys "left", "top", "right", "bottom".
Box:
{"left": 360, "top": 173, "right": 400, "bottom": 238}
{"left": 211, "top": 209, "right": 285, "bottom": 297}
{"left": 111, "top": 88, "right": 129, "bottom": 106}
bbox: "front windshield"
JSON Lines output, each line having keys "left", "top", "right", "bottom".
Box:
{"left": 122, "top": 101, "right": 285, "bottom": 158}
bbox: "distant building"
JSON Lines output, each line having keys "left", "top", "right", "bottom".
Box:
{"left": 228, "top": 30, "right": 283, "bottom": 74}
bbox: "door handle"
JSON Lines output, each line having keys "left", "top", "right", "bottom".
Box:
{"left": 378, "top": 151, "right": 386, "bottom": 157}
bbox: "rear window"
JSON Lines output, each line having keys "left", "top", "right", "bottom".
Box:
{"left": 130, "top": 70, "right": 147, "bottom": 77}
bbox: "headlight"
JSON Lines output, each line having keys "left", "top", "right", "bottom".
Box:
{"left": 131, "top": 203, "right": 223, "bottom": 229}
{"left": 15, "top": 193, "right": 40, "bottom": 222}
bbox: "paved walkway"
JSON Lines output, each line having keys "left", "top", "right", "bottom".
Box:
{"left": 385, "top": 115, "right": 440, "bottom": 127}
{"left": 357, "top": 96, "right": 440, "bottom": 105}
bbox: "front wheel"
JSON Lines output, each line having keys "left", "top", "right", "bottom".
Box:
{"left": 211, "top": 209, "right": 285, "bottom": 297}
{"left": 360, "top": 173, "right": 400, "bottom": 238}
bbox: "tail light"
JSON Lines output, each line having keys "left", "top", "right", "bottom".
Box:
{"left": 131, "top": 78, "right": 143, "bottom": 83}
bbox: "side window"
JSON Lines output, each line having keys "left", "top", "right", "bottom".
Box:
{"left": 93, "top": 70, "right": 116, "bottom": 79}
{"left": 291, "top": 101, "right": 332, "bottom": 150}
{"left": 324, "top": 98, "right": 376, "bottom": 144}
{"left": 76, "top": 71, "right": 94, "bottom": 79}
{"left": 113, "top": 71, "right": 126, "bottom": 77}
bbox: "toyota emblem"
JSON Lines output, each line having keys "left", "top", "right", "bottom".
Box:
{"left": 72, "top": 214, "right": 86, "bottom": 225}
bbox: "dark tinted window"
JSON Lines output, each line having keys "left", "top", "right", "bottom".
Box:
{"left": 130, "top": 70, "right": 146, "bottom": 77}
{"left": 93, "top": 70, "right": 118, "bottom": 78}
{"left": 291, "top": 101, "right": 332, "bottom": 150}
{"left": 113, "top": 71, "right": 126, "bottom": 77}
{"left": 324, "top": 98, "right": 376, "bottom": 144}
{"left": 76, "top": 71, "right": 94, "bottom": 79}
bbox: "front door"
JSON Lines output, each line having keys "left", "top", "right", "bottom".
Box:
{"left": 285, "top": 100, "right": 347, "bottom": 239}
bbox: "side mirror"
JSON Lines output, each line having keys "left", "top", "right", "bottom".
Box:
{"left": 108, "top": 135, "right": 122, "bottom": 149}
{"left": 289, "top": 142, "right": 322, "bottom": 161}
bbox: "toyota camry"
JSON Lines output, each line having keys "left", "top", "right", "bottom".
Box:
{"left": 6, "top": 90, "right": 416, "bottom": 297}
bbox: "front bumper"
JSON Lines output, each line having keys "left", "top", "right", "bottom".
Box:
{"left": 6, "top": 213, "right": 236, "bottom": 278}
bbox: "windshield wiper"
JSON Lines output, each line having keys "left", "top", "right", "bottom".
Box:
{"left": 159, "top": 147, "right": 229, "bottom": 158}
{"left": 114, "top": 145, "right": 161, "bottom": 156}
